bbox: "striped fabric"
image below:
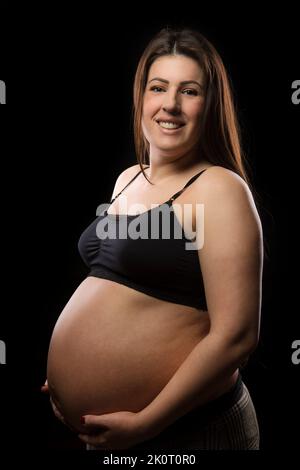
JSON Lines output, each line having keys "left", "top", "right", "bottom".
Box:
{"left": 87, "top": 381, "right": 260, "bottom": 451}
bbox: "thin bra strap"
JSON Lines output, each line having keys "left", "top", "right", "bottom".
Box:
{"left": 109, "top": 166, "right": 150, "bottom": 203}
{"left": 168, "top": 168, "right": 208, "bottom": 204}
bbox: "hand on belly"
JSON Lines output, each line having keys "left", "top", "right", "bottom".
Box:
{"left": 46, "top": 278, "right": 210, "bottom": 433}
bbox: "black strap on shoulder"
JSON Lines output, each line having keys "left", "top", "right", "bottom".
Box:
{"left": 110, "top": 166, "right": 149, "bottom": 203}
{"left": 168, "top": 168, "right": 208, "bottom": 203}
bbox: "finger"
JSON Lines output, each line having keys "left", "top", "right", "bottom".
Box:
{"left": 50, "top": 399, "right": 63, "bottom": 419}
{"left": 48, "top": 396, "right": 78, "bottom": 432}
{"left": 53, "top": 406, "right": 65, "bottom": 422}
{"left": 41, "top": 380, "right": 49, "bottom": 393}
{"left": 50, "top": 397, "right": 66, "bottom": 423}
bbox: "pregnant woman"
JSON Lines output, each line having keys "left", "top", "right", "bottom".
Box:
{"left": 44, "top": 27, "right": 263, "bottom": 450}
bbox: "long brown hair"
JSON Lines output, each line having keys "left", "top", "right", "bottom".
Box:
{"left": 133, "top": 27, "right": 252, "bottom": 189}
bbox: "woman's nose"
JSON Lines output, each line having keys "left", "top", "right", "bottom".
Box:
{"left": 162, "top": 91, "right": 181, "bottom": 115}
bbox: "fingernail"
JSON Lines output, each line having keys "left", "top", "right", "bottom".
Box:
{"left": 80, "top": 416, "right": 85, "bottom": 424}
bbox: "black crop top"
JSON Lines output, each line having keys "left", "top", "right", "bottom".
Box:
{"left": 78, "top": 167, "right": 208, "bottom": 310}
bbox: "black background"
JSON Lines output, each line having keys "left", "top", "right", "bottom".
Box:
{"left": 0, "top": 5, "right": 299, "bottom": 458}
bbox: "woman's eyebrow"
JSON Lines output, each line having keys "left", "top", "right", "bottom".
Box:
{"left": 148, "top": 77, "right": 203, "bottom": 90}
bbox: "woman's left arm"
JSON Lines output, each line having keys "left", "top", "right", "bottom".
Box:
{"left": 137, "top": 167, "right": 264, "bottom": 439}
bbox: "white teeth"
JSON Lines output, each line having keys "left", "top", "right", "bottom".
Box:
{"left": 158, "top": 121, "right": 182, "bottom": 129}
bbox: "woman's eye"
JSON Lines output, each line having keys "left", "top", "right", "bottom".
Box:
{"left": 150, "top": 86, "right": 164, "bottom": 92}
{"left": 149, "top": 86, "right": 198, "bottom": 95}
{"left": 182, "top": 89, "right": 198, "bottom": 95}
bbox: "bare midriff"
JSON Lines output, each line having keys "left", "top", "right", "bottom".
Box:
{"left": 46, "top": 276, "right": 212, "bottom": 431}
{"left": 47, "top": 277, "right": 237, "bottom": 434}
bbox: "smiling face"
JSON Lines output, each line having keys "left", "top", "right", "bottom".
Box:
{"left": 142, "top": 54, "right": 206, "bottom": 161}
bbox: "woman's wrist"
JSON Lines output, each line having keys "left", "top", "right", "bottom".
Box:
{"left": 135, "top": 404, "right": 173, "bottom": 442}
{"left": 135, "top": 408, "right": 163, "bottom": 441}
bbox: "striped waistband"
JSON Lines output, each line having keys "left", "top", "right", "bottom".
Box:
{"left": 173, "top": 372, "right": 244, "bottom": 427}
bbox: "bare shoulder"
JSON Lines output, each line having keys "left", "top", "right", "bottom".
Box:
{"left": 196, "top": 165, "right": 262, "bottom": 235}
{"left": 198, "top": 165, "right": 249, "bottom": 192}
{"left": 198, "top": 166, "right": 257, "bottom": 211}
{"left": 111, "top": 163, "right": 147, "bottom": 199}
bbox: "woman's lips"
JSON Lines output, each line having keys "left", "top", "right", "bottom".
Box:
{"left": 156, "top": 121, "right": 185, "bottom": 134}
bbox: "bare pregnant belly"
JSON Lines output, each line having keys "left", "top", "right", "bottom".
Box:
{"left": 47, "top": 277, "right": 210, "bottom": 431}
